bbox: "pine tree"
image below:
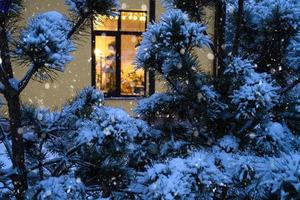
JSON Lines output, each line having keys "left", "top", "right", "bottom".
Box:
{"left": 0, "top": 0, "right": 118, "bottom": 198}
{"left": 135, "top": 9, "right": 225, "bottom": 145}
{"left": 136, "top": 0, "right": 300, "bottom": 146}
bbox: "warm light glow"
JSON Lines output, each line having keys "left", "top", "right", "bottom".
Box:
{"left": 93, "top": 11, "right": 147, "bottom": 96}
{"left": 139, "top": 16, "right": 146, "bottom": 21}
{"left": 94, "top": 49, "right": 101, "bottom": 56}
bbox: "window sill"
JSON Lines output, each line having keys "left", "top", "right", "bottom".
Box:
{"left": 104, "top": 96, "right": 146, "bottom": 101}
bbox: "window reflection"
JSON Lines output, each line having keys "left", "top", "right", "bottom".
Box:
{"left": 121, "top": 35, "right": 145, "bottom": 96}
{"left": 94, "top": 15, "right": 118, "bottom": 31}
{"left": 95, "top": 36, "right": 116, "bottom": 95}
{"left": 121, "top": 12, "right": 146, "bottom": 32}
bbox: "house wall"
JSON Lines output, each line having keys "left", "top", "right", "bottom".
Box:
{"left": 5, "top": 0, "right": 215, "bottom": 115}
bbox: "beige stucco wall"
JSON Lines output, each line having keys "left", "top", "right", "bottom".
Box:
{"left": 7, "top": 0, "right": 215, "bottom": 114}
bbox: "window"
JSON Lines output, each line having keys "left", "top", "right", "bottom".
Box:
{"left": 92, "top": 10, "right": 147, "bottom": 97}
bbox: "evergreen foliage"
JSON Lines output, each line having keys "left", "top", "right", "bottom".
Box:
{"left": 0, "top": 0, "right": 299, "bottom": 199}
{"left": 16, "top": 12, "right": 74, "bottom": 74}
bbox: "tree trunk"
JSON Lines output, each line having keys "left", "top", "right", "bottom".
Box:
{"left": 214, "top": 0, "right": 226, "bottom": 76}
{"left": 232, "top": 0, "right": 244, "bottom": 56}
{"left": 5, "top": 93, "right": 27, "bottom": 200}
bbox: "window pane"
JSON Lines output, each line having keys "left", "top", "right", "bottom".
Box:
{"left": 121, "top": 12, "right": 146, "bottom": 32}
{"left": 95, "top": 35, "right": 117, "bottom": 95}
{"left": 121, "top": 35, "right": 145, "bottom": 96}
{"left": 94, "top": 15, "right": 118, "bottom": 31}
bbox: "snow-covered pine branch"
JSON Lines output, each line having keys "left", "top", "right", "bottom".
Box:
{"left": 226, "top": 58, "right": 280, "bottom": 120}
{"left": 65, "top": 0, "right": 119, "bottom": 38}
{"left": 136, "top": 9, "right": 210, "bottom": 76}
{"left": 16, "top": 11, "right": 74, "bottom": 91}
{"left": 65, "top": 0, "right": 118, "bottom": 16}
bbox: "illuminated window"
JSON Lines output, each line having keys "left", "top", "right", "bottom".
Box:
{"left": 93, "top": 10, "right": 147, "bottom": 97}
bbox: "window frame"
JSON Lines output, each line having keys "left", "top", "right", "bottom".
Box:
{"left": 91, "top": 9, "right": 148, "bottom": 98}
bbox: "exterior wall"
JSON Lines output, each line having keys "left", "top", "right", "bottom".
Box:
{"left": 8, "top": 0, "right": 215, "bottom": 114}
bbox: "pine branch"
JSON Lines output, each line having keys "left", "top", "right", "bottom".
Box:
{"left": 0, "top": 167, "right": 17, "bottom": 182}
{"left": 0, "top": 22, "right": 13, "bottom": 79}
{"left": 18, "top": 65, "right": 38, "bottom": 93}
{"left": 0, "top": 124, "right": 12, "bottom": 161}
{"left": 18, "top": 11, "right": 92, "bottom": 92}
{"left": 67, "top": 15, "right": 89, "bottom": 40}
{"left": 52, "top": 143, "right": 86, "bottom": 176}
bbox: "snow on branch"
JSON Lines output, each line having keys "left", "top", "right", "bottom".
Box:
{"left": 65, "top": 0, "right": 119, "bottom": 39}
{"left": 136, "top": 9, "right": 211, "bottom": 77}
{"left": 18, "top": 65, "right": 37, "bottom": 93}
{"left": 16, "top": 11, "right": 75, "bottom": 85}
{"left": 65, "top": 0, "right": 118, "bottom": 16}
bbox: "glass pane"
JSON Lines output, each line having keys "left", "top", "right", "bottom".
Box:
{"left": 121, "top": 12, "right": 146, "bottom": 32}
{"left": 94, "top": 15, "right": 118, "bottom": 31}
{"left": 121, "top": 35, "right": 145, "bottom": 96}
{"left": 95, "top": 35, "right": 117, "bottom": 95}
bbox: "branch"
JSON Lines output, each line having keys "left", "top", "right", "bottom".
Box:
{"left": 214, "top": 0, "right": 226, "bottom": 76}
{"left": 27, "top": 158, "right": 62, "bottom": 172}
{"left": 18, "top": 14, "right": 90, "bottom": 93}
{"left": 18, "top": 65, "right": 38, "bottom": 93}
{"left": 67, "top": 15, "right": 88, "bottom": 39}
{"left": 52, "top": 143, "right": 86, "bottom": 176}
{"left": 281, "top": 112, "right": 300, "bottom": 120}
{"left": 0, "top": 167, "right": 17, "bottom": 182}
{"left": 0, "top": 21, "right": 13, "bottom": 79}
{"left": 0, "top": 125, "right": 12, "bottom": 161}
{"left": 0, "top": 157, "right": 64, "bottom": 181}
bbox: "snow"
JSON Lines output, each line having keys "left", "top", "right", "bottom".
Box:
{"left": 132, "top": 148, "right": 300, "bottom": 200}
{"left": 231, "top": 80, "right": 279, "bottom": 119}
{"left": 226, "top": 0, "right": 300, "bottom": 69}
{"left": 250, "top": 121, "right": 299, "bottom": 155}
{"left": 0, "top": 82, "right": 4, "bottom": 92}
{"left": 8, "top": 78, "right": 19, "bottom": 91}
{"left": 0, "top": 0, "right": 299, "bottom": 199}
{"left": 136, "top": 9, "right": 210, "bottom": 76}
{"left": 227, "top": 58, "right": 280, "bottom": 120}
{"left": 0, "top": 143, "right": 12, "bottom": 168}
{"left": 286, "top": 33, "right": 300, "bottom": 70}
{"left": 217, "top": 135, "right": 240, "bottom": 153}
{"left": 17, "top": 11, "right": 74, "bottom": 72}
{"left": 65, "top": 0, "right": 119, "bottom": 16}
{"left": 27, "top": 176, "right": 86, "bottom": 199}
{"left": 134, "top": 93, "right": 182, "bottom": 118}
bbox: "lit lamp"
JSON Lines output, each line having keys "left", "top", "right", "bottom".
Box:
{"left": 139, "top": 16, "right": 146, "bottom": 21}
{"left": 94, "top": 49, "right": 101, "bottom": 56}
